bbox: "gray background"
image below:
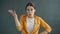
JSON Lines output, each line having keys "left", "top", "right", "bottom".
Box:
{"left": 0, "top": 0, "right": 60, "bottom": 34}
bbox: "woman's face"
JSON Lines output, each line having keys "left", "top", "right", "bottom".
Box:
{"left": 26, "top": 6, "right": 35, "bottom": 18}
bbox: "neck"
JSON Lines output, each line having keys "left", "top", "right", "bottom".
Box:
{"left": 28, "top": 16, "right": 34, "bottom": 18}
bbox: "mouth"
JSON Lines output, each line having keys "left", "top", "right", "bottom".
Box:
{"left": 29, "top": 14, "right": 31, "bottom": 16}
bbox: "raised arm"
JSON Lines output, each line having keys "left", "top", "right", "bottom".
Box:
{"left": 8, "top": 10, "right": 22, "bottom": 31}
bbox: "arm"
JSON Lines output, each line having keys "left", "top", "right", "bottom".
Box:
{"left": 39, "top": 17, "right": 52, "bottom": 34}
{"left": 40, "top": 31, "right": 48, "bottom": 34}
{"left": 8, "top": 10, "right": 22, "bottom": 31}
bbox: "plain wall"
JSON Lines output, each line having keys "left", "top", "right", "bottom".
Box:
{"left": 0, "top": 0, "right": 60, "bottom": 34}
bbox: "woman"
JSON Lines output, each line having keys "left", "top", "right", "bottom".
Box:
{"left": 8, "top": 2, "right": 52, "bottom": 34}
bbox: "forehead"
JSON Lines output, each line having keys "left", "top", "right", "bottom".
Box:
{"left": 27, "top": 6, "right": 34, "bottom": 9}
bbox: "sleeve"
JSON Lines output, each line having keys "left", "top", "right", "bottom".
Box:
{"left": 39, "top": 17, "right": 52, "bottom": 33}
{"left": 16, "top": 15, "right": 23, "bottom": 31}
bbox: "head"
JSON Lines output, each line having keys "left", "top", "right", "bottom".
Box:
{"left": 25, "top": 2, "right": 36, "bottom": 18}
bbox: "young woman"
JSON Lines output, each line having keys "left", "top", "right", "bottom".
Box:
{"left": 8, "top": 2, "right": 52, "bottom": 34}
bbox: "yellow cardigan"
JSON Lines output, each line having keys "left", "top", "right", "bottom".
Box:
{"left": 16, "top": 14, "right": 52, "bottom": 34}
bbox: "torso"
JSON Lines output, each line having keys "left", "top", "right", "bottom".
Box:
{"left": 26, "top": 16, "right": 34, "bottom": 34}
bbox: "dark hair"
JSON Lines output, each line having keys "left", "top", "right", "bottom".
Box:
{"left": 25, "top": 2, "right": 36, "bottom": 9}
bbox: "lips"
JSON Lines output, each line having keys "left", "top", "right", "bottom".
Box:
{"left": 29, "top": 14, "right": 31, "bottom": 16}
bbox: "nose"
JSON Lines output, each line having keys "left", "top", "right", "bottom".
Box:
{"left": 28, "top": 10, "right": 32, "bottom": 13}
{"left": 29, "top": 10, "right": 31, "bottom": 13}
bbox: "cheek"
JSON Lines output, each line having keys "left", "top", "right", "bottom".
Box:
{"left": 26, "top": 10, "right": 35, "bottom": 14}
{"left": 27, "top": 11, "right": 29, "bottom": 14}
{"left": 32, "top": 10, "right": 35, "bottom": 14}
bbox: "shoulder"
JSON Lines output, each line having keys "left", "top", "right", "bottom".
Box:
{"left": 34, "top": 15, "right": 42, "bottom": 20}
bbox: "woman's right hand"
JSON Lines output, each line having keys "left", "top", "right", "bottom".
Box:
{"left": 8, "top": 10, "right": 17, "bottom": 18}
{"left": 8, "top": 10, "right": 20, "bottom": 26}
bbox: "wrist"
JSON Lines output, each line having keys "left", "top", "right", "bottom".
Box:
{"left": 14, "top": 15, "right": 18, "bottom": 19}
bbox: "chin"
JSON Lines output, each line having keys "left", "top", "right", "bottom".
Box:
{"left": 28, "top": 15, "right": 33, "bottom": 18}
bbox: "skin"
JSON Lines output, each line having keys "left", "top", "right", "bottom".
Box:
{"left": 8, "top": 6, "right": 48, "bottom": 34}
{"left": 26, "top": 6, "right": 35, "bottom": 18}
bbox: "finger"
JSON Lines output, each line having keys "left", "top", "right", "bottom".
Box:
{"left": 14, "top": 10, "right": 15, "bottom": 13}
{"left": 8, "top": 10, "right": 11, "bottom": 12}
{"left": 14, "top": 10, "right": 16, "bottom": 14}
{"left": 8, "top": 10, "right": 14, "bottom": 14}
